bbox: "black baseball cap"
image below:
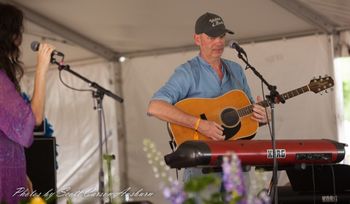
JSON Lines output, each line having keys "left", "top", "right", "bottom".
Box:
{"left": 195, "top": 12, "right": 234, "bottom": 37}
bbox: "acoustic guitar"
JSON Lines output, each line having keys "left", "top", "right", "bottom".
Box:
{"left": 168, "top": 76, "right": 334, "bottom": 146}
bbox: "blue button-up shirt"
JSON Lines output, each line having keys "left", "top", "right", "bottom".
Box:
{"left": 152, "top": 55, "right": 254, "bottom": 104}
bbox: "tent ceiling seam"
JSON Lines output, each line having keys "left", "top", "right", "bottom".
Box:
{"left": 271, "top": 0, "right": 339, "bottom": 34}
{"left": 121, "top": 29, "right": 327, "bottom": 59}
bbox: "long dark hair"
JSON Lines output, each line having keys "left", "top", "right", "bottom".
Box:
{"left": 0, "top": 3, "right": 24, "bottom": 92}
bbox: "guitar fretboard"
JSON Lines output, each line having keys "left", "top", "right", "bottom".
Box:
{"left": 237, "top": 85, "right": 310, "bottom": 117}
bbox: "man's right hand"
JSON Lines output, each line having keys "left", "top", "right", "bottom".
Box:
{"left": 197, "top": 120, "right": 225, "bottom": 140}
{"left": 148, "top": 100, "right": 226, "bottom": 141}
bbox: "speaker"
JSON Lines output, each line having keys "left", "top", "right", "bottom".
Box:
{"left": 25, "top": 136, "right": 57, "bottom": 203}
{"left": 278, "top": 186, "right": 350, "bottom": 204}
{"left": 287, "top": 164, "right": 350, "bottom": 193}
{"left": 279, "top": 164, "right": 350, "bottom": 203}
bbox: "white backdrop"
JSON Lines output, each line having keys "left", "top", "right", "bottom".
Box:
{"left": 122, "top": 35, "right": 337, "bottom": 203}
{"left": 22, "top": 60, "right": 120, "bottom": 204}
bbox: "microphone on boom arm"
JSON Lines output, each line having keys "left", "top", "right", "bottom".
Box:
{"left": 229, "top": 40, "right": 247, "bottom": 58}
{"left": 30, "top": 41, "right": 64, "bottom": 64}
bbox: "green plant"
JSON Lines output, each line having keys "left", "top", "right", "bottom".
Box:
{"left": 143, "top": 139, "right": 271, "bottom": 204}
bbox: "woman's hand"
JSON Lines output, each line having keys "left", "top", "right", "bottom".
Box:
{"left": 36, "top": 43, "right": 55, "bottom": 74}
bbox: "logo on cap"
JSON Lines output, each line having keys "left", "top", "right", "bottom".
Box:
{"left": 209, "top": 17, "right": 224, "bottom": 27}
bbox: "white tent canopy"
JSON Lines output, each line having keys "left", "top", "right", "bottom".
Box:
{"left": 1, "top": 0, "right": 349, "bottom": 203}
{"left": 1, "top": 0, "right": 349, "bottom": 66}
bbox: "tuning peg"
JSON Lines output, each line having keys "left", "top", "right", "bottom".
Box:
{"left": 325, "top": 74, "right": 329, "bottom": 77}
{"left": 313, "top": 76, "right": 316, "bottom": 80}
{"left": 325, "top": 90, "right": 328, "bottom": 93}
{"left": 319, "top": 75, "right": 322, "bottom": 79}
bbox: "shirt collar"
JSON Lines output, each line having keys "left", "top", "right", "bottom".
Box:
{"left": 196, "top": 55, "right": 226, "bottom": 72}
{"left": 196, "top": 55, "right": 211, "bottom": 67}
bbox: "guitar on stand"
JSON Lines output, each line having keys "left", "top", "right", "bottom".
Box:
{"left": 168, "top": 76, "right": 334, "bottom": 146}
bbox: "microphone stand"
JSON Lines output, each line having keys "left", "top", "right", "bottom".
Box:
{"left": 235, "top": 52, "right": 284, "bottom": 204}
{"left": 53, "top": 59, "right": 123, "bottom": 204}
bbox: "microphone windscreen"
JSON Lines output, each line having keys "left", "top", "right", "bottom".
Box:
{"left": 228, "top": 40, "right": 238, "bottom": 49}
{"left": 30, "top": 41, "right": 40, "bottom": 52}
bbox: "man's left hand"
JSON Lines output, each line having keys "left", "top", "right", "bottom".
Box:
{"left": 251, "top": 96, "right": 269, "bottom": 124}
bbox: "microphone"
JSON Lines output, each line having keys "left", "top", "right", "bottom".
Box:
{"left": 229, "top": 40, "right": 247, "bottom": 57}
{"left": 30, "top": 41, "right": 64, "bottom": 56}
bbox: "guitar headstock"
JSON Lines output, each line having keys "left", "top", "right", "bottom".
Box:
{"left": 309, "top": 75, "right": 334, "bottom": 93}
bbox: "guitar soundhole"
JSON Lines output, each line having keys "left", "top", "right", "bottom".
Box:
{"left": 220, "top": 108, "right": 239, "bottom": 127}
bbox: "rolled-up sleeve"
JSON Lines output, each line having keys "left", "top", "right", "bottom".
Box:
{"left": 152, "top": 66, "right": 192, "bottom": 105}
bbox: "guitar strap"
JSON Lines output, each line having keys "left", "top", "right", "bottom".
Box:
{"left": 167, "top": 124, "right": 179, "bottom": 180}
{"left": 221, "top": 60, "right": 245, "bottom": 93}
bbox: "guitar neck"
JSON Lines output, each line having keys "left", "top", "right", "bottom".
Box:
{"left": 238, "top": 85, "right": 310, "bottom": 117}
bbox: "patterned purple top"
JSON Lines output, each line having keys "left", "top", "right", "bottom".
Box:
{"left": 0, "top": 69, "right": 35, "bottom": 204}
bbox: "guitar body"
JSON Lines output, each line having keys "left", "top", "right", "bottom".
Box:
{"left": 168, "top": 90, "right": 258, "bottom": 146}
{"left": 167, "top": 76, "right": 334, "bottom": 147}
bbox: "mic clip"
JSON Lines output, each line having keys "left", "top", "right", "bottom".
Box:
{"left": 53, "top": 50, "right": 64, "bottom": 57}
{"left": 51, "top": 52, "right": 64, "bottom": 65}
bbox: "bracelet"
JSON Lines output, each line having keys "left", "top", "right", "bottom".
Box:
{"left": 194, "top": 118, "right": 201, "bottom": 131}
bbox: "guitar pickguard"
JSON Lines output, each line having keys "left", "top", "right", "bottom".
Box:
{"left": 223, "top": 122, "right": 241, "bottom": 140}
{"left": 201, "top": 111, "right": 241, "bottom": 140}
